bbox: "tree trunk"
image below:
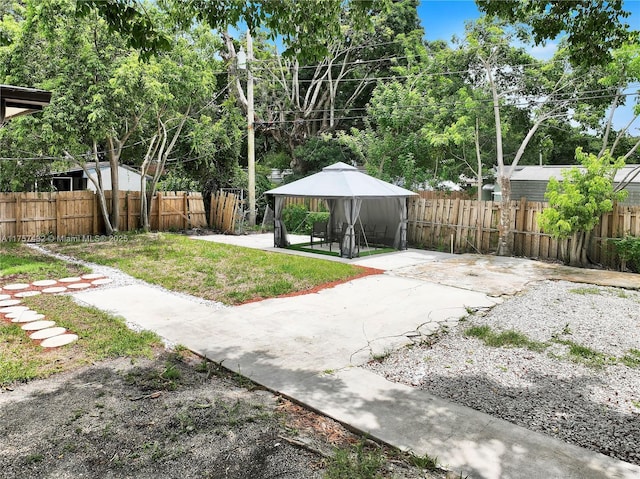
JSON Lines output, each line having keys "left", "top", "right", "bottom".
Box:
{"left": 497, "top": 175, "right": 512, "bottom": 256}
{"left": 568, "top": 231, "right": 589, "bottom": 267}
{"left": 475, "top": 118, "right": 483, "bottom": 250}
{"left": 109, "top": 155, "right": 119, "bottom": 232}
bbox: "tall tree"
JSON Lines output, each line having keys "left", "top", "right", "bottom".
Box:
{"left": 476, "top": 0, "right": 637, "bottom": 67}
{"left": 2, "top": 1, "right": 219, "bottom": 233}
{"left": 223, "top": 0, "right": 424, "bottom": 173}
{"left": 79, "top": 0, "right": 385, "bottom": 60}
{"left": 460, "top": 17, "right": 603, "bottom": 255}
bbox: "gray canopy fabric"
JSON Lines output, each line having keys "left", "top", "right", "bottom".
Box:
{"left": 266, "top": 162, "right": 417, "bottom": 258}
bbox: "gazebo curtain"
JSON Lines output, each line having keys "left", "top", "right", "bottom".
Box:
{"left": 340, "top": 198, "right": 362, "bottom": 259}
{"left": 394, "top": 197, "right": 408, "bottom": 249}
{"left": 273, "top": 196, "right": 289, "bottom": 247}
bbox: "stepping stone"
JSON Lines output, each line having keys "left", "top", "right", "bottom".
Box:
{"left": 32, "top": 279, "right": 58, "bottom": 287}
{"left": 67, "top": 283, "right": 91, "bottom": 290}
{"left": 0, "top": 305, "right": 30, "bottom": 314}
{"left": 11, "top": 312, "right": 45, "bottom": 323}
{"left": 91, "top": 278, "right": 113, "bottom": 285}
{"left": 40, "top": 334, "right": 78, "bottom": 348}
{"left": 42, "top": 286, "right": 67, "bottom": 294}
{"left": 81, "top": 273, "right": 104, "bottom": 280}
{"left": 0, "top": 299, "right": 21, "bottom": 307}
{"left": 30, "top": 327, "right": 66, "bottom": 340}
{"left": 2, "top": 283, "right": 29, "bottom": 291}
{"left": 21, "top": 320, "right": 56, "bottom": 331}
{"left": 14, "top": 291, "right": 42, "bottom": 298}
{"left": 58, "top": 277, "right": 82, "bottom": 283}
{"left": 0, "top": 294, "right": 10, "bottom": 301}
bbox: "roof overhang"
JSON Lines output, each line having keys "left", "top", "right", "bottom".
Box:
{"left": 0, "top": 85, "right": 52, "bottom": 123}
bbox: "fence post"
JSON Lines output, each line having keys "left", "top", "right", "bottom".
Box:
{"left": 183, "top": 192, "right": 189, "bottom": 229}
{"left": 15, "top": 193, "right": 22, "bottom": 237}
{"left": 209, "top": 193, "right": 214, "bottom": 227}
{"left": 55, "top": 192, "right": 63, "bottom": 237}
{"left": 92, "top": 192, "right": 99, "bottom": 234}
{"left": 157, "top": 192, "right": 163, "bottom": 231}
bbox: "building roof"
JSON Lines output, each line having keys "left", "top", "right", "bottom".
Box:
{"left": 510, "top": 165, "right": 640, "bottom": 184}
{"left": 52, "top": 162, "right": 150, "bottom": 179}
{"left": 0, "top": 84, "right": 52, "bottom": 123}
{"left": 265, "top": 162, "right": 417, "bottom": 198}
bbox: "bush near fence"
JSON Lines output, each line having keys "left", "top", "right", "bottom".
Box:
{"left": 0, "top": 191, "right": 206, "bottom": 239}
{"left": 407, "top": 197, "right": 640, "bottom": 270}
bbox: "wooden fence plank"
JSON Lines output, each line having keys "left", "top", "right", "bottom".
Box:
{"left": 0, "top": 190, "right": 204, "bottom": 239}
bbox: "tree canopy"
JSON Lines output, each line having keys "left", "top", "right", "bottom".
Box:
{"left": 477, "top": 0, "right": 637, "bottom": 67}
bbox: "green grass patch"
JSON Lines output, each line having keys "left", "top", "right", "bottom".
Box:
{"left": 287, "top": 242, "right": 396, "bottom": 258}
{"left": 620, "top": 349, "right": 640, "bottom": 368}
{"left": 45, "top": 233, "right": 365, "bottom": 304}
{"left": 552, "top": 339, "right": 610, "bottom": 368}
{"left": 407, "top": 452, "right": 438, "bottom": 470}
{"left": 0, "top": 294, "right": 161, "bottom": 386}
{"left": 0, "top": 242, "right": 89, "bottom": 281}
{"left": 325, "top": 440, "right": 386, "bottom": 479}
{"left": 464, "top": 325, "right": 547, "bottom": 352}
{"left": 568, "top": 287, "right": 601, "bottom": 295}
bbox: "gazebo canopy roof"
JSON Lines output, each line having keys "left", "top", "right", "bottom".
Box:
{"left": 266, "top": 162, "right": 417, "bottom": 198}
{"left": 0, "top": 84, "right": 52, "bottom": 123}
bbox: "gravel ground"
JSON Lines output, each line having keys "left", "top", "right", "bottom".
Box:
{"left": 365, "top": 280, "right": 640, "bottom": 466}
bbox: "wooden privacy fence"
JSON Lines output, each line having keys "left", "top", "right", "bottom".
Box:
{"left": 210, "top": 190, "right": 241, "bottom": 234}
{"left": 0, "top": 191, "right": 206, "bottom": 239}
{"left": 407, "top": 197, "right": 640, "bottom": 269}
{"left": 282, "top": 197, "right": 327, "bottom": 212}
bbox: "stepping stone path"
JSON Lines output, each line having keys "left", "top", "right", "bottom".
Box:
{"left": 0, "top": 273, "right": 111, "bottom": 349}
{"left": 30, "top": 327, "right": 66, "bottom": 340}
{"left": 41, "top": 334, "right": 79, "bottom": 348}
{"left": 42, "top": 286, "right": 67, "bottom": 294}
{"left": 0, "top": 305, "right": 30, "bottom": 314}
{"left": 0, "top": 299, "right": 21, "bottom": 307}
{"left": 2, "top": 283, "right": 30, "bottom": 291}
{"left": 58, "top": 277, "right": 82, "bottom": 283}
{"left": 15, "top": 291, "right": 42, "bottom": 298}
{"left": 8, "top": 311, "right": 45, "bottom": 323}
{"left": 21, "top": 320, "right": 56, "bottom": 331}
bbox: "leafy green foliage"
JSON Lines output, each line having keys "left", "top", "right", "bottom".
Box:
{"left": 81, "top": 0, "right": 384, "bottom": 61}
{"left": 610, "top": 236, "right": 640, "bottom": 272}
{"left": 538, "top": 148, "right": 627, "bottom": 239}
{"left": 281, "top": 204, "right": 310, "bottom": 234}
{"left": 293, "top": 135, "right": 360, "bottom": 175}
{"left": 281, "top": 203, "right": 330, "bottom": 235}
{"left": 477, "top": 0, "right": 637, "bottom": 67}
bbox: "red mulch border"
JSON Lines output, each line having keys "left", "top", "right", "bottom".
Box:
{"left": 240, "top": 266, "right": 384, "bottom": 305}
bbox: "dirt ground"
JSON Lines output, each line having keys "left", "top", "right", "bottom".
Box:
{"left": 0, "top": 351, "right": 447, "bottom": 479}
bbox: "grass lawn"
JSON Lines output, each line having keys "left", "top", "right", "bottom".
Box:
{"left": 45, "top": 233, "right": 371, "bottom": 304}
{"left": 0, "top": 241, "right": 90, "bottom": 281}
{"left": 1, "top": 243, "right": 161, "bottom": 386}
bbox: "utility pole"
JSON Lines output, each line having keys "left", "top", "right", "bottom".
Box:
{"left": 246, "top": 30, "right": 256, "bottom": 227}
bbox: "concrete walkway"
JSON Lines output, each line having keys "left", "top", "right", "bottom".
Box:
{"left": 73, "top": 235, "right": 640, "bottom": 479}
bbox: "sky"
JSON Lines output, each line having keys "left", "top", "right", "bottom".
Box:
{"left": 416, "top": 0, "right": 640, "bottom": 132}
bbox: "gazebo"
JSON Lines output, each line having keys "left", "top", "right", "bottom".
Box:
{"left": 266, "top": 162, "right": 417, "bottom": 258}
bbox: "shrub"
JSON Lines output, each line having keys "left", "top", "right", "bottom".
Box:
{"left": 281, "top": 205, "right": 330, "bottom": 235}
{"left": 282, "top": 204, "right": 309, "bottom": 233}
{"left": 610, "top": 236, "right": 640, "bottom": 272}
